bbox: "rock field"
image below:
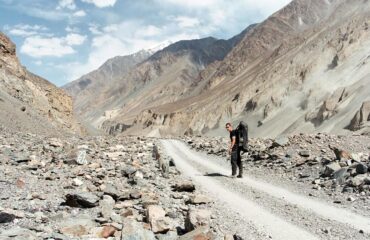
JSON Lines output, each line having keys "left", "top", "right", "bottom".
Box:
{"left": 184, "top": 133, "right": 370, "bottom": 214}
{"left": 0, "top": 127, "right": 220, "bottom": 240}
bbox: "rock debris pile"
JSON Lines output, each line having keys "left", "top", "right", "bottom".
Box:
{"left": 0, "top": 130, "right": 221, "bottom": 239}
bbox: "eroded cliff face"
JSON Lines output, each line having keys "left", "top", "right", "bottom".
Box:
{"left": 0, "top": 32, "right": 82, "bottom": 135}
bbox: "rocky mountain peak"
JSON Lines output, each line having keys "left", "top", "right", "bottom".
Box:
{"left": 0, "top": 31, "right": 25, "bottom": 77}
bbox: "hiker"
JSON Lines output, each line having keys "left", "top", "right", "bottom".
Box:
{"left": 226, "top": 122, "right": 243, "bottom": 178}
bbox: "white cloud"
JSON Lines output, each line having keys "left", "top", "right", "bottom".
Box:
{"left": 174, "top": 16, "right": 200, "bottom": 28}
{"left": 5, "top": 24, "right": 49, "bottom": 37}
{"left": 20, "top": 33, "right": 86, "bottom": 58}
{"left": 73, "top": 10, "right": 86, "bottom": 17}
{"left": 21, "top": 37, "right": 75, "bottom": 58}
{"left": 65, "top": 26, "right": 80, "bottom": 32}
{"left": 57, "top": 0, "right": 76, "bottom": 10}
{"left": 88, "top": 23, "right": 102, "bottom": 35}
{"left": 65, "top": 33, "right": 87, "bottom": 45}
{"left": 81, "top": 0, "right": 117, "bottom": 8}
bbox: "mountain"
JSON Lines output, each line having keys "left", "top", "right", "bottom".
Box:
{"left": 128, "top": 0, "right": 370, "bottom": 137}
{"left": 64, "top": 26, "right": 255, "bottom": 135}
{"left": 0, "top": 32, "right": 81, "bottom": 135}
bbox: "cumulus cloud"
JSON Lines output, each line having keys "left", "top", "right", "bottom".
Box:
{"left": 81, "top": 0, "right": 117, "bottom": 8}
{"left": 21, "top": 33, "right": 87, "bottom": 58}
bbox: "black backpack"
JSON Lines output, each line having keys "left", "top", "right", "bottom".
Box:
{"left": 237, "top": 121, "right": 248, "bottom": 152}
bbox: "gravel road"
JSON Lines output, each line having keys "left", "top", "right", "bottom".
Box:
{"left": 161, "top": 139, "right": 370, "bottom": 240}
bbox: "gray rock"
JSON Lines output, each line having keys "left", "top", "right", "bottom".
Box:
{"left": 273, "top": 136, "right": 289, "bottom": 147}
{"left": 99, "top": 195, "right": 115, "bottom": 219}
{"left": 59, "top": 215, "right": 96, "bottom": 238}
{"left": 0, "top": 211, "right": 16, "bottom": 223}
{"left": 64, "top": 192, "right": 99, "bottom": 208}
{"left": 322, "top": 162, "right": 341, "bottom": 177}
{"left": 356, "top": 163, "right": 368, "bottom": 174}
{"left": 104, "top": 183, "right": 120, "bottom": 200}
{"left": 350, "top": 175, "right": 367, "bottom": 187}
{"left": 121, "top": 219, "right": 156, "bottom": 240}
{"left": 299, "top": 150, "right": 310, "bottom": 157}
{"left": 0, "top": 227, "right": 38, "bottom": 240}
{"left": 333, "top": 168, "right": 349, "bottom": 184}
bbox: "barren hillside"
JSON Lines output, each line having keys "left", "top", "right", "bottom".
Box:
{"left": 130, "top": 0, "right": 370, "bottom": 137}
{"left": 0, "top": 32, "right": 81, "bottom": 135}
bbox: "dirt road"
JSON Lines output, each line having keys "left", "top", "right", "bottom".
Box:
{"left": 161, "top": 139, "right": 370, "bottom": 240}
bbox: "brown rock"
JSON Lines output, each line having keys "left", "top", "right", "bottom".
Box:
{"left": 99, "top": 226, "right": 116, "bottom": 238}
{"left": 178, "top": 226, "right": 215, "bottom": 240}
{"left": 185, "top": 209, "right": 211, "bottom": 232}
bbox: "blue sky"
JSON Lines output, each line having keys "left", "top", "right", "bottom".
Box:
{"left": 0, "top": 0, "right": 291, "bottom": 86}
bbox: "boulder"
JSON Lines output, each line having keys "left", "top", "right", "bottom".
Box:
{"left": 350, "top": 175, "right": 367, "bottom": 187}
{"left": 99, "top": 195, "right": 115, "bottom": 219}
{"left": 64, "top": 192, "right": 99, "bottom": 208}
{"left": 0, "top": 211, "right": 16, "bottom": 223}
{"left": 121, "top": 219, "right": 156, "bottom": 240}
{"left": 333, "top": 168, "right": 349, "bottom": 184}
{"left": 185, "top": 209, "right": 211, "bottom": 232}
{"left": 59, "top": 215, "right": 96, "bottom": 238}
{"left": 146, "top": 205, "right": 173, "bottom": 233}
{"left": 103, "top": 183, "right": 120, "bottom": 200}
{"left": 355, "top": 163, "right": 368, "bottom": 174}
{"left": 273, "top": 136, "right": 289, "bottom": 147}
{"left": 322, "top": 162, "right": 341, "bottom": 177}
{"left": 188, "top": 194, "right": 212, "bottom": 205}
{"left": 173, "top": 181, "right": 195, "bottom": 192}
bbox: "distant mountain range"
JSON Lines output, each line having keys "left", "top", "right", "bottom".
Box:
{"left": 60, "top": 0, "right": 369, "bottom": 137}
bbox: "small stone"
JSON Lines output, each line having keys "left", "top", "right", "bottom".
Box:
{"left": 72, "top": 178, "right": 83, "bottom": 186}
{"left": 355, "top": 163, "right": 368, "bottom": 174}
{"left": 173, "top": 181, "right": 195, "bottom": 192}
{"left": 347, "top": 196, "right": 355, "bottom": 202}
{"left": 64, "top": 192, "right": 99, "bottom": 208}
{"left": 299, "top": 150, "right": 310, "bottom": 157}
{"left": 188, "top": 194, "right": 212, "bottom": 205}
{"left": 99, "top": 226, "right": 116, "bottom": 238}
{"left": 100, "top": 195, "right": 115, "bottom": 219}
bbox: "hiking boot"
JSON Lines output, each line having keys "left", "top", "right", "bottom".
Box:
{"left": 237, "top": 175, "right": 243, "bottom": 178}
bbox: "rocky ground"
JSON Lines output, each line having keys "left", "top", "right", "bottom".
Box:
{"left": 184, "top": 133, "right": 370, "bottom": 215}
{"left": 0, "top": 127, "right": 226, "bottom": 240}
{"left": 1, "top": 127, "right": 370, "bottom": 240}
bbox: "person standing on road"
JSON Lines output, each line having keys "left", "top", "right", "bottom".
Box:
{"left": 226, "top": 123, "right": 242, "bottom": 178}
